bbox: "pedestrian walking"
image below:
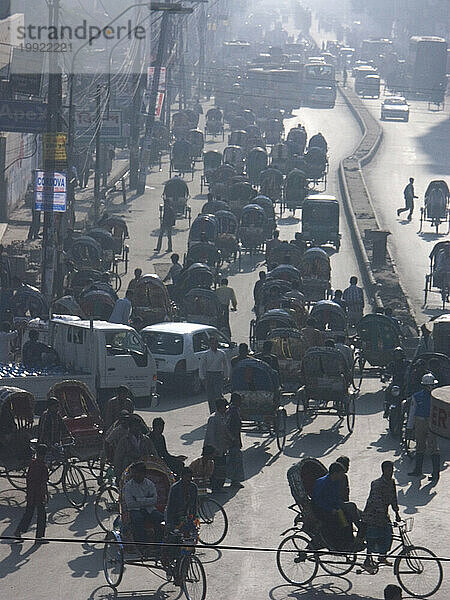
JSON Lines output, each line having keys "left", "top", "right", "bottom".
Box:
{"left": 109, "top": 290, "right": 133, "bottom": 325}
{"left": 199, "top": 336, "right": 230, "bottom": 413}
{"left": 215, "top": 277, "right": 237, "bottom": 337}
{"left": 253, "top": 271, "right": 266, "bottom": 308}
{"left": 226, "top": 393, "right": 244, "bottom": 488}
{"left": 265, "top": 229, "right": 282, "bottom": 260}
{"left": 155, "top": 198, "right": 175, "bottom": 253}
{"left": 397, "top": 177, "right": 418, "bottom": 221}
{"left": 407, "top": 373, "right": 440, "bottom": 481}
{"left": 14, "top": 444, "right": 49, "bottom": 543}
{"left": 204, "top": 398, "right": 232, "bottom": 491}
{"left": 342, "top": 276, "right": 364, "bottom": 325}
{"left": 362, "top": 461, "right": 401, "bottom": 572}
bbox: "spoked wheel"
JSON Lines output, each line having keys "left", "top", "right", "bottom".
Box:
{"left": 352, "top": 356, "right": 364, "bottom": 389}
{"left": 108, "top": 271, "right": 122, "bottom": 293}
{"left": 346, "top": 396, "right": 356, "bottom": 433}
{"left": 276, "top": 534, "right": 319, "bottom": 585}
{"left": 295, "top": 393, "right": 307, "bottom": 431}
{"left": 4, "top": 465, "right": 27, "bottom": 491}
{"left": 275, "top": 408, "right": 287, "bottom": 452}
{"left": 62, "top": 463, "right": 88, "bottom": 509}
{"left": 95, "top": 485, "right": 120, "bottom": 532}
{"left": 198, "top": 496, "right": 228, "bottom": 546}
{"left": 318, "top": 551, "right": 356, "bottom": 576}
{"left": 48, "top": 462, "right": 64, "bottom": 486}
{"left": 103, "top": 532, "right": 124, "bottom": 588}
{"left": 394, "top": 546, "right": 443, "bottom": 598}
{"left": 180, "top": 554, "right": 207, "bottom": 600}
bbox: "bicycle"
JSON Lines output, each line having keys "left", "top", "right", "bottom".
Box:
{"left": 194, "top": 479, "right": 228, "bottom": 546}
{"left": 94, "top": 465, "right": 120, "bottom": 533}
{"left": 277, "top": 515, "right": 443, "bottom": 598}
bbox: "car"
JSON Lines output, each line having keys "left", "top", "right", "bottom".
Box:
{"left": 381, "top": 96, "right": 410, "bottom": 121}
{"left": 309, "top": 85, "right": 336, "bottom": 107}
{"left": 141, "top": 322, "right": 237, "bottom": 395}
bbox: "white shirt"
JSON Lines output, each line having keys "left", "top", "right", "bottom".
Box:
{"left": 199, "top": 348, "right": 230, "bottom": 379}
{"left": 123, "top": 477, "right": 158, "bottom": 514}
{"left": 0, "top": 331, "right": 17, "bottom": 363}
{"left": 109, "top": 297, "right": 132, "bottom": 325}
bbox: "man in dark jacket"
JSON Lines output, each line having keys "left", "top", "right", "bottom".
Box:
{"left": 397, "top": 177, "right": 418, "bottom": 221}
{"left": 165, "top": 467, "right": 198, "bottom": 532}
{"left": 149, "top": 417, "right": 186, "bottom": 475}
{"left": 155, "top": 198, "right": 175, "bottom": 253}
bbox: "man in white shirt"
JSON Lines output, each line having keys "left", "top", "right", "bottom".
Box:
{"left": 109, "top": 290, "right": 133, "bottom": 325}
{"left": 0, "top": 322, "right": 17, "bottom": 363}
{"left": 123, "top": 462, "right": 164, "bottom": 551}
{"left": 199, "top": 336, "right": 230, "bottom": 413}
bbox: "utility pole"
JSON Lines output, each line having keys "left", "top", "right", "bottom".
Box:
{"left": 41, "top": 0, "right": 62, "bottom": 303}
{"left": 94, "top": 85, "right": 102, "bottom": 223}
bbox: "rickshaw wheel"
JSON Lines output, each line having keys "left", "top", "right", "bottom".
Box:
{"left": 62, "top": 463, "right": 88, "bottom": 508}
{"left": 103, "top": 531, "right": 124, "bottom": 588}
{"left": 181, "top": 554, "right": 207, "bottom": 600}
{"left": 346, "top": 396, "right": 356, "bottom": 433}
{"left": 275, "top": 408, "right": 287, "bottom": 452}
{"left": 198, "top": 496, "right": 228, "bottom": 546}
{"left": 5, "top": 465, "right": 28, "bottom": 491}
{"left": 276, "top": 533, "right": 319, "bottom": 585}
{"left": 295, "top": 391, "right": 307, "bottom": 431}
{"left": 319, "top": 550, "right": 356, "bottom": 576}
{"left": 95, "top": 485, "right": 120, "bottom": 532}
{"left": 394, "top": 546, "right": 443, "bottom": 598}
{"left": 107, "top": 271, "right": 122, "bottom": 293}
{"left": 352, "top": 356, "right": 364, "bottom": 388}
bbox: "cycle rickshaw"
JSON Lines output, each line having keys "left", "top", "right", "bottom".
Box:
{"left": 187, "top": 129, "right": 204, "bottom": 161}
{"left": 201, "top": 198, "right": 229, "bottom": 215}
{"left": 228, "top": 181, "right": 257, "bottom": 216}
{"left": 268, "top": 328, "right": 306, "bottom": 390}
{"left": 420, "top": 180, "right": 449, "bottom": 234}
{"left": 264, "top": 118, "right": 284, "bottom": 145}
{"left": 260, "top": 167, "right": 284, "bottom": 205}
{"left": 215, "top": 210, "right": 241, "bottom": 265}
{"left": 175, "top": 263, "right": 215, "bottom": 296}
{"left": 228, "top": 129, "right": 248, "bottom": 149}
{"left": 254, "top": 278, "right": 298, "bottom": 318}
{"left": 68, "top": 236, "right": 105, "bottom": 271}
{"left": 286, "top": 126, "right": 307, "bottom": 156}
{"left": 78, "top": 289, "right": 116, "bottom": 320}
{"left": 253, "top": 194, "right": 276, "bottom": 238}
{"left": 169, "top": 139, "right": 195, "bottom": 179}
{"left": 86, "top": 228, "right": 116, "bottom": 271}
{"left": 103, "top": 457, "right": 206, "bottom": 600}
{"left": 250, "top": 308, "right": 298, "bottom": 351}
{"left": 103, "top": 215, "right": 129, "bottom": 267}
{"left": 231, "top": 357, "right": 287, "bottom": 451}
{"left": 299, "top": 247, "right": 332, "bottom": 303}
{"left": 238, "top": 204, "right": 268, "bottom": 253}
{"left": 277, "top": 457, "right": 443, "bottom": 598}
{"left": 181, "top": 288, "right": 223, "bottom": 329}
{"left": 270, "top": 142, "right": 290, "bottom": 174}
{"left": 424, "top": 240, "right": 450, "bottom": 309}
{"left": 309, "top": 300, "right": 348, "bottom": 341}
{"left": 295, "top": 347, "right": 356, "bottom": 433}
{"left": 284, "top": 168, "right": 308, "bottom": 214}
{"left": 133, "top": 274, "right": 173, "bottom": 326}
{"left": 223, "top": 145, "right": 245, "bottom": 174}
{"left": 204, "top": 107, "right": 224, "bottom": 139}
{"left": 246, "top": 146, "right": 268, "bottom": 186}
{"left": 162, "top": 177, "right": 191, "bottom": 224}
{"left": 304, "top": 146, "right": 328, "bottom": 188}
{"left": 266, "top": 242, "right": 304, "bottom": 271}
{"left": 302, "top": 194, "right": 340, "bottom": 250}
{"left": 353, "top": 314, "right": 403, "bottom": 386}
{"left": 200, "top": 150, "right": 222, "bottom": 193}
{"left": 185, "top": 241, "right": 221, "bottom": 270}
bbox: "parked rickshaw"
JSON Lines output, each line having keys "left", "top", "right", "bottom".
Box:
{"left": 162, "top": 177, "right": 191, "bottom": 223}
{"left": 181, "top": 288, "right": 223, "bottom": 329}
{"left": 253, "top": 194, "right": 276, "bottom": 237}
{"left": 86, "top": 228, "right": 116, "bottom": 271}
{"left": 301, "top": 195, "right": 340, "bottom": 250}
{"left": 424, "top": 240, "right": 450, "bottom": 309}
{"left": 284, "top": 169, "right": 308, "bottom": 214}
{"left": 270, "top": 142, "right": 290, "bottom": 174}
{"left": 205, "top": 106, "right": 224, "bottom": 139}
{"left": 183, "top": 108, "right": 200, "bottom": 130}
{"left": 268, "top": 328, "right": 306, "bottom": 390}
{"left": 228, "top": 129, "right": 248, "bottom": 149}
{"left": 215, "top": 210, "right": 240, "bottom": 265}
{"left": 296, "top": 347, "right": 356, "bottom": 433}
{"left": 304, "top": 147, "right": 328, "bottom": 187}
{"left": 286, "top": 126, "right": 307, "bottom": 156}
{"left": 185, "top": 241, "right": 221, "bottom": 270}
{"left": 420, "top": 181, "right": 449, "bottom": 234}
{"left": 260, "top": 167, "right": 284, "bottom": 204}
{"left": 266, "top": 242, "right": 304, "bottom": 271}
{"left": 103, "top": 457, "right": 206, "bottom": 599}
{"left": 0, "top": 387, "right": 34, "bottom": 491}
{"left": 250, "top": 308, "right": 299, "bottom": 350}
{"left": 231, "top": 358, "right": 286, "bottom": 451}
{"left": 223, "top": 145, "right": 245, "bottom": 174}
{"left": 68, "top": 267, "right": 122, "bottom": 297}
{"left": 176, "top": 263, "right": 215, "bottom": 295}
{"left": 68, "top": 236, "right": 105, "bottom": 271}
{"left": 78, "top": 289, "right": 116, "bottom": 320}
{"left": 133, "top": 274, "right": 173, "bottom": 326}
{"left": 169, "top": 139, "right": 194, "bottom": 179}
{"left": 201, "top": 150, "right": 222, "bottom": 193}
{"left": 310, "top": 300, "right": 348, "bottom": 340}
{"left": 187, "top": 129, "right": 204, "bottom": 161}
{"left": 353, "top": 314, "right": 403, "bottom": 384}
{"left": 299, "top": 247, "right": 331, "bottom": 303}
{"left": 246, "top": 147, "right": 268, "bottom": 185}
{"left": 238, "top": 204, "right": 268, "bottom": 252}
{"left": 188, "top": 214, "right": 218, "bottom": 247}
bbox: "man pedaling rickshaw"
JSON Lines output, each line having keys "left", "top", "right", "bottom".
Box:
{"left": 383, "top": 347, "right": 410, "bottom": 418}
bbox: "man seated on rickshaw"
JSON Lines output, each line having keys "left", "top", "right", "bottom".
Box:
{"left": 254, "top": 340, "right": 280, "bottom": 375}
{"left": 323, "top": 339, "right": 352, "bottom": 388}
{"left": 38, "top": 397, "right": 70, "bottom": 460}
{"left": 123, "top": 461, "right": 165, "bottom": 555}
{"left": 114, "top": 417, "right": 157, "bottom": 480}
{"left": 311, "top": 462, "right": 364, "bottom": 551}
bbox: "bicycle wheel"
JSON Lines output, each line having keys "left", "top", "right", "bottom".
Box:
{"left": 394, "top": 546, "right": 443, "bottom": 598}
{"left": 62, "top": 463, "right": 88, "bottom": 509}
{"left": 319, "top": 550, "right": 356, "bottom": 576}
{"left": 346, "top": 396, "right": 355, "bottom": 433}
{"left": 95, "top": 485, "right": 120, "bottom": 532}
{"left": 353, "top": 356, "right": 364, "bottom": 389}
{"left": 4, "top": 465, "right": 27, "bottom": 491}
{"left": 275, "top": 408, "right": 287, "bottom": 452}
{"left": 295, "top": 394, "right": 307, "bottom": 431}
{"left": 180, "top": 554, "right": 207, "bottom": 600}
{"left": 276, "top": 534, "right": 318, "bottom": 585}
{"left": 48, "top": 462, "right": 64, "bottom": 486}
{"left": 198, "top": 496, "right": 228, "bottom": 546}
{"left": 103, "top": 531, "right": 124, "bottom": 588}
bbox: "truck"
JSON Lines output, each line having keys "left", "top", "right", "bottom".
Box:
{"left": 407, "top": 36, "right": 448, "bottom": 97}
{"left": 0, "top": 319, "right": 157, "bottom": 407}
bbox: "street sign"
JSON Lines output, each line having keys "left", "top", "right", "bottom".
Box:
{"left": 147, "top": 67, "right": 166, "bottom": 92}
{"left": 75, "top": 110, "right": 123, "bottom": 141}
{"left": 10, "top": 47, "right": 44, "bottom": 96}
{"left": 142, "top": 91, "right": 165, "bottom": 120}
{"left": 43, "top": 132, "right": 67, "bottom": 163}
{"left": 34, "top": 170, "right": 67, "bottom": 212}
{"left": 0, "top": 99, "right": 47, "bottom": 133}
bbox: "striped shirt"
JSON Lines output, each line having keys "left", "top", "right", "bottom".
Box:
{"left": 342, "top": 284, "right": 364, "bottom": 311}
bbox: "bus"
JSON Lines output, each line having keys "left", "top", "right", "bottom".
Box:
{"left": 302, "top": 62, "right": 336, "bottom": 107}
{"left": 245, "top": 68, "right": 301, "bottom": 112}
{"left": 408, "top": 36, "right": 447, "bottom": 96}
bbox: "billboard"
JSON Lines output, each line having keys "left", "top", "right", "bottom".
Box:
{"left": 34, "top": 170, "right": 67, "bottom": 212}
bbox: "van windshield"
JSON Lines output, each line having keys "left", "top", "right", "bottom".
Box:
{"left": 143, "top": 332, "right": 184, "bottom": 355}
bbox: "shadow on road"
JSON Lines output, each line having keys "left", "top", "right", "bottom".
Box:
{"left": 285, "top": 419, "right": 350, "bottom": 459}
{"left": 0, "top": 541, "right": 41, "bottom": 579}
{"left": 88, "top": 582, "right": 183, "bottom": 600}
{"left": 269, "top": 573, "right": 374, "bottom": 598}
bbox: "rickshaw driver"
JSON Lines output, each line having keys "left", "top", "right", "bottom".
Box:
{"left": 38, "top": 397, "right": 71, "bottom": 462}
{"left": 383, "top": 348, "right": 410, "bottom": 418}
{"left": 123, "top": 462, "right": 165, "bottom": 554}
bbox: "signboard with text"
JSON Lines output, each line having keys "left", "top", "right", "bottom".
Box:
{"left": 147, "top": 67, "right": 166, "bottom": 92}
{"left": 75, "top": 110, "right": 123, "bottom": 141}
{"left": 0, "top": 99, "right": 47, "bottom": 133}
{"left": 43, "top": 132, "right": 67, "bottom": 163}
{"left": 34, "top": 170, "right": 67, "bottom": 212}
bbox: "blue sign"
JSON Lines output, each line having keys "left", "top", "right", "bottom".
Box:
{"left": 34, "top": 170, "right": 66, "bottom": 212}
{"left": 0, "top": 100, "right": 47, "bottom": 133}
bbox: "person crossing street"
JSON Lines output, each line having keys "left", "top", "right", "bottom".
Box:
{"left": 397, "top": 177, "right": 418, "bottom": 221}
